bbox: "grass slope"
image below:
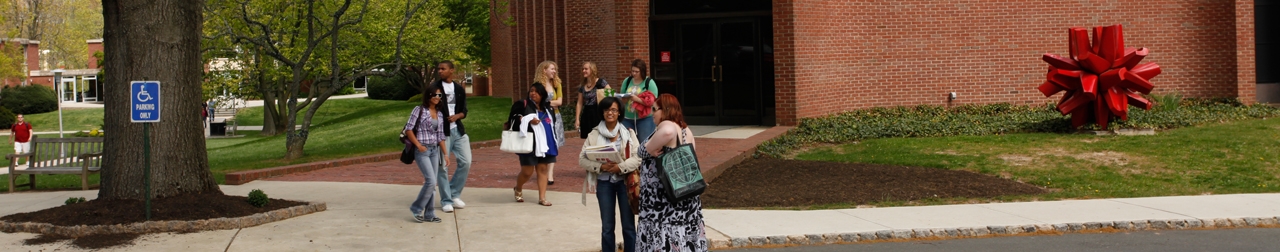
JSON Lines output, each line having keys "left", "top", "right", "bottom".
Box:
{"left": 3, "top": 97, "right": 513, "bottom": 191}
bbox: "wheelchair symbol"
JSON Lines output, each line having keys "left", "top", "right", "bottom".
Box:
{"left": 136, "top": 88, "right": 154, "bottom": 102}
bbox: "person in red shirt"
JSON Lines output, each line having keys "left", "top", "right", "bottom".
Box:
{"left": 10, "top": 114, "right": 34, "bottom": 165}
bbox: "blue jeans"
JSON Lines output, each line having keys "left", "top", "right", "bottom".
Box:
{"left": 410, "top": 145, "right": 440, "bottom": 218}
{"left": 621, "top": 116, "right": 655, "bottom": 145}
{"left": 438, "top": 133, "right": 472, "bottom": 206}
{"left": 597, "top": 179, "right": 636, "bottom": 252}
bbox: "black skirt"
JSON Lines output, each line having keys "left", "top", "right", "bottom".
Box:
{"left": 578, "top": 104, "right": 601, "bottom": 139}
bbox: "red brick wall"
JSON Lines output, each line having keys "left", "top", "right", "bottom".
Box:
{"left": 614, "top": 0, "right": 649, "bottom": 80}
{"left": 488, "top": 0, "right": 570, "bottom": 99}
{"left": 25, "top": 42, "right": 39, "bottom": 71}
{"left": 565, "top": 0, "right": 619, "bottom": 105}
{"left": 490, "top": 0, "right": 514, "bottom": 98}
{"left": 773, "top": 0, "right": 798, "bottom": 126}
{"left": 785, "top": 0, "right": 1251, "bottom": 121}
{"left": 88, "top": 42, "right": 104, "bottom": 70}
{"left": 1235, "top": 0, "right": 1256, "bottom": 104}
{"left": 494, "top": 0, "right": 629, "bottom": 103}
{"left": 493, "top": 0, "right": 1257, "bottom": 125}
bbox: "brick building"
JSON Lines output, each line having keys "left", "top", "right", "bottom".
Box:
{"left": 1, "top": 38, "right": 104, "bottom": 103}
{"left": 491, "top": 0, "right": 1278, "bottom": 126}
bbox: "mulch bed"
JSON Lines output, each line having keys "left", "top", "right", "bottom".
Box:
{"left": 1, "top": 193, "right": 306, "bottom": 226}
{"left": 3, "top": 193, "right": 306, "bottom": 250}
{"left": 702, "top": 157, "right": 1047, "bottom": 208}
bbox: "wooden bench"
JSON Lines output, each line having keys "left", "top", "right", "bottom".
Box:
{"left": 211, "top": 107, "right": 238, "bottom": 136}
{"left": 6, "top": 135, "right": 104, "bottom": 192}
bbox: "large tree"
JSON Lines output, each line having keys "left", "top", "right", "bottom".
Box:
{"left": 99, "top": 0, "right": 221, "bottom": 200}
{"left": 206, "top": 0, "right": 464, "bottom": 158}
{"left": 2, "top": 0, "right": 103, "bottom": 69}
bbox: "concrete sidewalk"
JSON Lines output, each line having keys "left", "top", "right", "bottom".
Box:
{"left": 4, "top": 181, "right": 1280, "bottom": 251}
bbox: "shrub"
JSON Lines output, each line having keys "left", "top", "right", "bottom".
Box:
{"left": 0, "top": 85, "right": 58, "bottom": 115}
{"left": 1147, "top": 92, "right": 1183, "bottom": 112}
{"left": 757, "top": 100, "right": 1280, "bottom": 157}
{"left": 247, "top": 189, "right": 269, "bottom": 207}
{"left": 72, "top": 129, "right": 104, "bottom": 137}
{"left": 64, "top": 197, "right": 86, "bottom": 205}
{"left": 366, "top": 74, "right": 419, "bottom": 101}
{"left": 0, "top": 106, "right": 14, "bottom": 129}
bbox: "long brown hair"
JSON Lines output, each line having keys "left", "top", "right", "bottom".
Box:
{"left": 656, "top": 94, "right": 686, "bottom": 128}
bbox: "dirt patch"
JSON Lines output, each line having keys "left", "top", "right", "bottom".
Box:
{"left": 998, "top": 154, "right": 1035, "bottom": 166}
{"left": 703, "top": 157, "right": 1047, "bottom": 208}
{"left": 784, "top": 143, "right": 847, "bottom": 159}
{"left": 1069, "top": 151, "right": 1132, "bottom": 166}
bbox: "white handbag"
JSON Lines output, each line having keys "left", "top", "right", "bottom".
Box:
{"left": 500, "top": 130, "right": 533, "bottom": 154}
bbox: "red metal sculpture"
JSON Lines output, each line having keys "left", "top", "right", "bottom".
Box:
{"left": 1038, "top": 24, "right": 1161, "bottom": 130}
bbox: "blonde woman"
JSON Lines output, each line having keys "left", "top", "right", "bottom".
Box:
{"left": 533, "top": 60, "right": 564, "bottom": 185}
{"left": 575, "top": 61, "right": 610, "bottom": 138}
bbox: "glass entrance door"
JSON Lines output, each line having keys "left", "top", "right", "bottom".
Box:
{"left": 675, "top": 19, "right": 766, "bottom": 125}
{"left": 60, "top": 77, "right": 77, "bottom": 103}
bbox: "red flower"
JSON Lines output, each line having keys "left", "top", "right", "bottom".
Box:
{"left": 1039, "top": 24, "right": 1161, "bottom": 130}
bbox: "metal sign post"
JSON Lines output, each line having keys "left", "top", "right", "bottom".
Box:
{"left": 130, "top": 81, "right": 161, "bottom": 220}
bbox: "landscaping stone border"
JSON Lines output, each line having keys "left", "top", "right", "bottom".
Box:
{"left": 708, "top": 216, "right": 1280, "bottom": 250}
{"left": 0, "top": 202, "right": 326, "bottom": 237}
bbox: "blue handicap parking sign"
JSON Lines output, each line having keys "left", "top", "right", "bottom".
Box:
{"left": 131, "top": 81, "right": 161, "bottom": 123}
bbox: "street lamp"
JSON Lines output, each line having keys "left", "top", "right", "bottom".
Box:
{"left": 52, "top": 68, "right": 66, "bottom": 157}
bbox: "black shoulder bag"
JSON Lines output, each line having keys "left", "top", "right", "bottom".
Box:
{"left": 656, "top": 128, "right": 706, "bottom": 202}
{"left": 399, "top": 106, "right": 425, "bottom": 164}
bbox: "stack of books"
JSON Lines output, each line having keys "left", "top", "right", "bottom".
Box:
{"left": 582, "top": 144, "right": 624, "bottom": 163}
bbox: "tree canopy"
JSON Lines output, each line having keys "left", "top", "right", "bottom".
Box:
{"left": 204, "top": 0, "right": 468, "bottom": 158}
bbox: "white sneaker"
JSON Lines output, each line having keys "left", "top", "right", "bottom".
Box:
{"left": 452, "top": 198, "right": 466, "bottom": 209}
{"left": 442, "top": 204, "right": 454, "bottom": 213}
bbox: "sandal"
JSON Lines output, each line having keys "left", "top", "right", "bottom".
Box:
{"left": 513, "top": 188, "right": 524, "bottom": 202}
{"left": 538, "top": 199, "right": 552, "bottom": 206}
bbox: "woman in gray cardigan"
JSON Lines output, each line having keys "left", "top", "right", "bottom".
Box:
{"left": 579, "top": 97, "right": 641, "bottom": 252}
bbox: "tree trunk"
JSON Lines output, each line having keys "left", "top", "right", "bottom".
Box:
{"left": 99, "top": 0, "right": 222, "bottom": 200}
{"left": 284, "top": 129, "right": 308, "bottom": 159}
{"left": 259, "top": 82, "right": 280, "bottom": 136}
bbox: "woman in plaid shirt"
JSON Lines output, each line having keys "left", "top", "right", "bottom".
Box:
{"left": 404, "top": 85, "right": 451, "bottom": 223}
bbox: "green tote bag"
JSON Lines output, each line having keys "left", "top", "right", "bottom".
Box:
{"left": 656, "top": 128, "right": 706, "bottom": 202}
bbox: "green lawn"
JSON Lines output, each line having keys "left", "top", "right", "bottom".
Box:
{"left": 2, "top": 97, "right": 513, "bottom": 191}
{"left": 795, "top": 117, "right": 1280, "bottom": 207}
{"left": 17, "top": 108, "right": 104, "bottom": 133}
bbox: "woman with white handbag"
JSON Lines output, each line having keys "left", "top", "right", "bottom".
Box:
{"left": 505, "top": 83, "right": 558, "bottom": 206}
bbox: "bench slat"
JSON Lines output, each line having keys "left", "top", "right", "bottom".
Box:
{"left": 15, "top": 167, "right": 102, "bottom": 175}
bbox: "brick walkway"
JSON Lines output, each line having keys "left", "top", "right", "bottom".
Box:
{"left": 266, "top": 127, "right": 791, "bottom": 192}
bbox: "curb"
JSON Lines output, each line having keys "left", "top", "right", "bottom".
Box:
{"left": 707, "top": 216, "right": 1280, "bottom": 249}
{"left": 0, "top": 202, "right": 326, "bottom": 237}
{"left": 224, "top": 131, "right": 577, "bottom": 185}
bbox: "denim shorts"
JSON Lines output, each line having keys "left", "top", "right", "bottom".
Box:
{"left": 517, "top": 154, "right": 556, "bottom": 166}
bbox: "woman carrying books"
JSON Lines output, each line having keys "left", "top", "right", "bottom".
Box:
{"left": 578, "top": 97, "right": 641, "bottom": 252}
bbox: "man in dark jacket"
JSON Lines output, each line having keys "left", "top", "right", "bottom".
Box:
{"left": 433, "top": 61, "right": 472, "bottom": 213}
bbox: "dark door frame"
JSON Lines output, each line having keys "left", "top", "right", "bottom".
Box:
{"left": 670, "top": 18, "right": 765, "bottom": 125}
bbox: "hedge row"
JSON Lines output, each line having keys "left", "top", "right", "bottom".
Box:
{"left": 0, "top": 85, "right": 58, "bottom": 115}
{"left": 757, "top": 99, "right": 1280, "bottom": 157}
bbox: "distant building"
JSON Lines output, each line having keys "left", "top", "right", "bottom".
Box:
{"left": 1, "top": 38, "right": 104, "bottom": 103}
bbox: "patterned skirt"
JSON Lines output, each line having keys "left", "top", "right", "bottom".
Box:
{"left": 636, "top": 146, "right": 708, "bottom": 252}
